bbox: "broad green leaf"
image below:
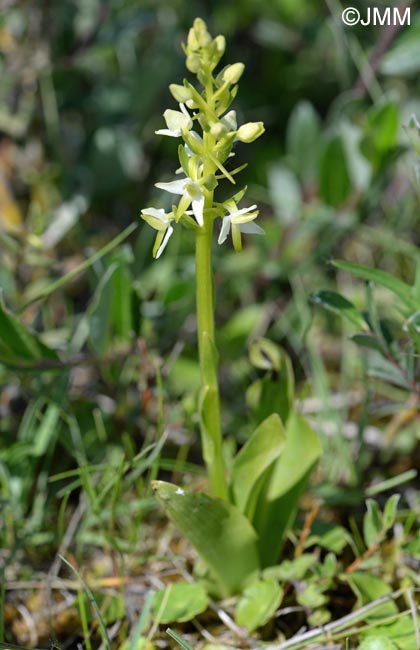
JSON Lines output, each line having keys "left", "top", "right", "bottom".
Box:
{"left": 343, "top": 573, "right": 398, "bottom": 620}
{"left": 319, "top": 135, "right": 352, "bottom": 208}
{"left": 235, "top": 578, "right": 283, "bottom": 632}
{"left": 153, "top": 582, "right": 208, "bottom": 624}
{"left": 0, "top": 292, "right": 57, "bottom": 366}
{"left": 311, "top": 290, "right": 368, "bottom": 330}
{"left": 332, "top": 260, "right": 416, "bottom": 311}
{"left": 231, "top": 413, "right": 285, "bottom": 517}
{"left": 152, "top": 481, "right": 260, "bottom": 596}
{"left": 286, "top": 101, "right": 321, "bottom": 185}
{"left": 253, "top": 411, "right": 321, "bottom": 567}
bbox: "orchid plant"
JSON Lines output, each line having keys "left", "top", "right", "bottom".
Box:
{"left": 141, "top": 18, "right": 321, "bottom": 602}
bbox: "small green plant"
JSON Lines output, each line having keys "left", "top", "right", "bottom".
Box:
{"left": 140, "top": 17, "right": 321, "bottom": 607}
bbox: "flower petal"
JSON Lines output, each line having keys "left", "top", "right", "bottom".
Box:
{"left": 155, "top": 128, "right": 180, "bottom": 137}
{"left": 228, "top": 204, "right": 258, "bottom": 218}
{"left": 155, "top": 179, "right": 186, "bottom": 195}
{"left": 240, "top": 221, "right": 265, "bottom": 235}
{"left": 191, "top": 194, "right": 205, "bottom": 226}
{"left": 163, "top": 108, "right": 192, "bottom": 132}
{"left": 155, "top": 225, "right": 174, "bottom": 258}
{"left": 218, "top": 216, "right": 231, "bottom": 244}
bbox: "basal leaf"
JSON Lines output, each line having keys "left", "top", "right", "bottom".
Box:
{"left": 231, "top": 413, "right": 285, "bottom": 517}
{"left": 252, "top": 411, "right": 321, "bottom": 567}
{"left": 152, "top": 481, "right": 260, "bottom": 596}
{"left": 235, "top": 578, "right": 283, "bottom": 632}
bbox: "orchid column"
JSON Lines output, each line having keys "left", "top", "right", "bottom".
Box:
{"left": 140, "top": 18, "right": 264, "bottom": 500}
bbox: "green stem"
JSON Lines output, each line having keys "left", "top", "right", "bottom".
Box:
{"left": 195, "top": 215, "right": 228, "bottom": 500}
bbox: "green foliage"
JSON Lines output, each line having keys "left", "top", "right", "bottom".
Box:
{"left": 151, "top": 481, "right": 260, "bottom": 596}
{"left": 153, "top": 583, "right": 209, "bottom": 624}
{"left": 153, "top": 340, "right": 321, "bottom": 601}
{"left": 234, "top": 578, "right": 283, "bottom": 631}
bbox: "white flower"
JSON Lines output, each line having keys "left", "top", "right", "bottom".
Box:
{"left": 155, "top": 176, "right": 205, "bottom": 226}
{"left": 155, "top": 104, "right": 192, "bottom": 138}
{"left": 140, "top": 207, "right": 174, "bottom": 258}
{"left": 218, "top": 203, "right": 264, "bottom": 248}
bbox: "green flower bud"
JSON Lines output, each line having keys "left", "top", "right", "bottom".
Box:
{"left": 169, "top": 84, "right": 192, "bottom": 103}
{"left": 236, "top": 121, "right": 265, "bottom": 143}
{"left": 187, "top": 27, "right": 199, "bottom": 51}
{"left": 223, "top": 62, "right": 245, "bottom": 85}
{"left": 193, "top": 18, "right": 211, "bottom": 47}
{"left": 186, "top": 54, "right": 201, "bottom": 73}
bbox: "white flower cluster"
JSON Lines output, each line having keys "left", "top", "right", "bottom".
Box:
{"left": 140, "top": 18, "right": 265, "bottom": 257}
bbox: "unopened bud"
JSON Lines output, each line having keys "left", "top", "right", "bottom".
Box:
{"left": 169, "top": 84, "right": 192, "bottom": 103}
{"left": 193, "top": 18, "right": 211, "bottom": 47}
{"left": 236, "top": 121, "right": 265, "bottom": 143}
{"left": 223, "top": 62, "right": 245, "bottom": 85}
{"left": 186, "top": 54, "right": 201, "bottom": 73}
{"left": 187, "top": 27, "right": 199, "bottom": 51}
